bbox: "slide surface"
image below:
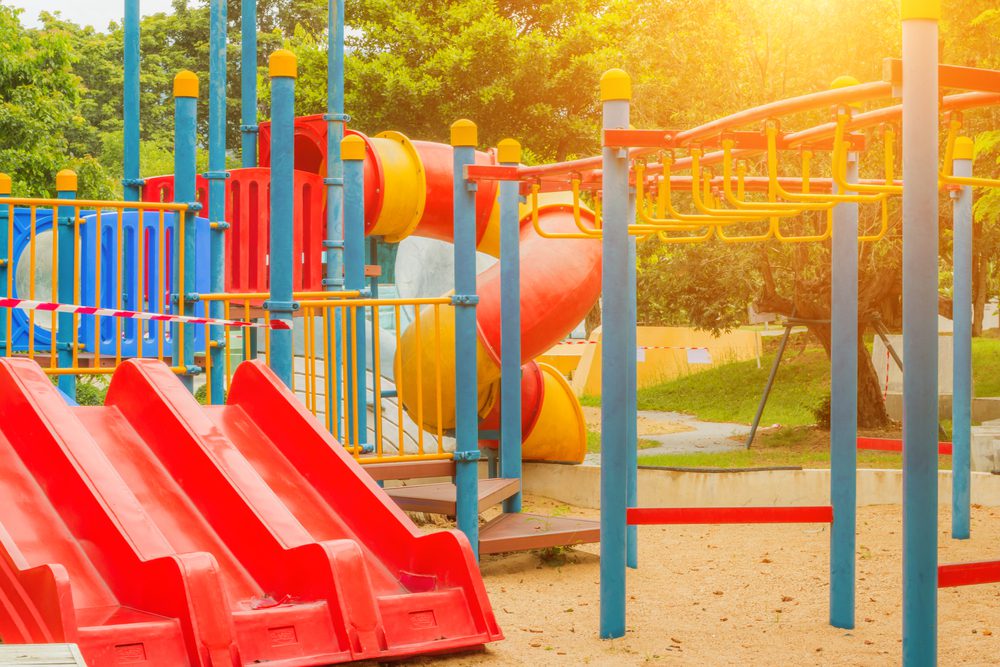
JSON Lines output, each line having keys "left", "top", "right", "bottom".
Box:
{"left": 0, "top": 357, "right": 500, "bottom": 666}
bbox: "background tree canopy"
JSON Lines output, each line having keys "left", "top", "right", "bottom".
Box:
{"left": 0, "top": 0, "right": 998, "bottom": 424}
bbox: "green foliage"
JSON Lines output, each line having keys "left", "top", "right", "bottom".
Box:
{"left": 74, "top": 378, "right": 109, "bottom": 405}
{"left": 636, "top": 337, "right": 830, "bottom": 426}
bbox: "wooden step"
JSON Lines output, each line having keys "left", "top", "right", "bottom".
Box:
{"left": 363, "top": 459, "right": 456, "bottom": 481}
{"left": 479, "top": 513, "right": 600, "bottom": 555}
{"left": 385, "top": 478, "right": 520, "bottom": 515}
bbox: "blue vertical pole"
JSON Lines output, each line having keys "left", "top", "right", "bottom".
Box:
{"left": 951, "top": 137, "right": 975, "bottom": 540}
{"left": 341, "top": 135, "right": 367, "bottom": 450}
{"left": 207, "top": 0, "right": 228, "bottom": 403}
{"left": 498, "top": 138, "right": 523, "bottom": 514}
{"left": 599, "top": 68, "right": 631, "bottom": 639}
{"left": 267, "top": 51, "right": 297, "bottom": 387}
{"left": 901, "top": 2, "right": 940, "bottom": 664}
{"left": 324, "top": 0, "right": 347, "bottom": 441}
{"left": 452, "top": 119, "right": 481, "bottom": 553}
{"left": 626, "top": 192, "right": 638, "bottom": 570}
{"left": 344, "top": 133, "right": 367, "bottom": 452}
{"left": 123, "top": 0, "right": 141, "bottom": 202}
{"left": 240, "top": 0, "right": 258, "bottom": 168}
{"left": 55, "top": 170, "right": 78, "bottom": 398}
{"left": 0, "top": 174, "right": 11, "bottom": 356}
{"left": 173, "top": 71, "right": 199, "bottom": 392}
{"left": 830, "top": 141, "right": 859, "bottom": 629}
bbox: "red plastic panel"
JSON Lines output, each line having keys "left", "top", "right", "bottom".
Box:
{"left": 856, "top": 437, "right": 953, "bottom": 455}
{"left": 628, "top": 506, "right": 834, "bottom": 525}
{"left": 478, "top": 361, "right": 546, "bottom": 444}
{"left": 0, "top": 358, "right": 502, "bottom": 665}
{"left": 144, "top": 168, "right": 327, "bottom": 293}
{"left": 938, "top": 560, "right": 1000, "bottom": 588}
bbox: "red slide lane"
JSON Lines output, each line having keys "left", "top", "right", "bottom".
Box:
{"left": 0, "top": 358, "right": 500, "bottom": 666}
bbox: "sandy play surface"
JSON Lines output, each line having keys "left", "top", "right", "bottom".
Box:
{"left": 583, "top": 406, "right": 694, "bottom": 437}
{"left": 394, "top": 496, "right": 1000, "bottom": 666}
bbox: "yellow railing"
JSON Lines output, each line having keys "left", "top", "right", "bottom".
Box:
{"left": 0, "top": 196, "right": 191, "bottom": 375}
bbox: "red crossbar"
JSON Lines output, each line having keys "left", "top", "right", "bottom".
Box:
{"left": 938, "top": 561, "right": 1000, "bottom": 588}
{"left": 856, "top": 437, "right": 953, "bottom": 455}
{"left": 627, "top": 506, "right": 833, "bottom": 526}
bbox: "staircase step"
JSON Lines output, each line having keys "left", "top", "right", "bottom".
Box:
{"left": 385, "top": 478, "right": 520, "bottom": 515}
{"left": 479, "top": 513, "right": 600, "bottom": 555}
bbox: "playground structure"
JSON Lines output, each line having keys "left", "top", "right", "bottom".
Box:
{"left": 0, "top": 0, "right": 997, "bottom": 666}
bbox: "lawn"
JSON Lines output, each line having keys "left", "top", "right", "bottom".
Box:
{"left": 635, "top": 425, "right": 949, "bottom": 470}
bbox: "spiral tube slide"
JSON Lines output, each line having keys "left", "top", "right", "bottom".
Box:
{"left": 348, "top": 130, "right": 601, "bottom": 464}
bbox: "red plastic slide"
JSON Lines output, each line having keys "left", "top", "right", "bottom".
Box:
{"left": 0, "top": 357, "right": 500, "bottom": 666}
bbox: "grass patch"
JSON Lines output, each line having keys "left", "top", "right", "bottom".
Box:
{"left": 973, "top": 337, "right": 1000, "bottom": 397}
{"left": 636, "top": 338, "right": 828, "bottom": 426}
{"left": 635, "top": 425, "right": 946, "bottom": 470}
{"left": 579, "top": 394, "right": 601, "bottom": 407}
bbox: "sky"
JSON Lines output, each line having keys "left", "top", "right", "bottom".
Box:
{"left": 7, "top": 0, "right": 175, "bottom": 30}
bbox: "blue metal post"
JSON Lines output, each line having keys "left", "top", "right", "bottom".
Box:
{"left": 207, "top": 0, "right": 228, "bottom": 403}
{"left": 626, "top": 192, "right": 638, "bottom": 570}
{"left": 343, "top": 132, "right": 367, "bottom": 452}
{"left": 830, "top": 143, "right": 859, "bottom": 629}
{"left": 267, "top": 51, "right": 297, "bottom": 387}
{"left": 240, "top": 0, "right": 258, "bottom": 168}
{"left": 901, "top": 2, "right": 940, "bottom": 664}
{"left": 451, "top": 119, "right": 481, "bottom": 553}
{"left": 324, "top": 0, "right": 347, "bottom": 289}
{"left": 123, "top": 0, "right": 141, "bottom": 202}
{"left": 951, "top": 138, "right": 975, "bottom": 540}
{"left": 55, "top": 170, "right": 78, "bottom": 398}
{"left": 324, "top": 0, "right": 347, "bottom": 442}
{"left": 0, "top": 174, "right": 10, "bottom": 356}
{"left": 599, "top": 69, "right": 631, "bottom": 639}
{"left": 173, "top": 72, "right": 199, "bottom": 392}
{"left": 498, "top": 138, "right": 523, "bottom": 514}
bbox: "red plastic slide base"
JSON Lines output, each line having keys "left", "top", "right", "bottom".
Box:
{"left": 627, "top": 506, "right": 834, "bottom": 525}
{"left": 856, "top": 437, "right": 953, "bottom": 455}
{"left": 0, "top": 358, "right": 501, "bottom": 666}
{"left": 938, "top": 561, "right": 1000, "bottom": 588}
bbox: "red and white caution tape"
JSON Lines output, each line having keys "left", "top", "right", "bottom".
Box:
{"left": 0, "top": 298, "right": 291, "bottom": 331}
{"left": 558, "top": 339, "right": 710, "bottom": 352}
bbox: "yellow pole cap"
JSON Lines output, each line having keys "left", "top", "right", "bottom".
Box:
{"left": 497, "top": 138, "right": 521, "bottom": 164}
{"left": 830, "top": 75, "right": 863, "bottom": 110}
{"left": 269, "top": 49, "right": 298, "bottom": 79}
{"left": 953, "top": 136, "right": 976, "bottom": 161}
{"left": 341, "top": 135, "right": 367, "bottom": 161}
{"left": 451, "top": 119, "right": 478, "bottom": 147}
{"left": 56, "top": 170, "right": 78, "bottom": 192}
{"left": 0, "top": 173, "right": 10, "bottom": 196}
{"left": 900, "top": 0, "right": 940, "bottom": 21}
{"left": 600, "top": 69, "right": 632, "bottom": 102}
{"left": 173, "top": 70, "right": 199, "bottom": 98}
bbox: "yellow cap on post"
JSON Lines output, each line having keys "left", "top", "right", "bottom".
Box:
{"left": 173, "top": 70, "right": 199, "bottom": 98}
{"left": 497, "top": 138, "right": 521, "bottom": 164}
{"left": 269, "top": 49, "right": 297, "bottom": 78}
{"left": 0, "top": 173, "right": 11, "bottom": 196}
{"left": 954, "top": 137, "right": 975, "bottom": 161}
{"left": 341, "top": 135, "right": 367, "bottom": 161}
{"left": 901, "top": 0, "right": 940, "bottom": 20}
{"left": 451, "top": 119, "right": 477, "bottom": 148}
{"left": 600, "top": 69, "right": 632, "bottom": 102}
{"left": 56, "top": 170, "right": 78, "bottom": 192}
{"left": 830, "top": 75, "right": 863, "bottom": 110}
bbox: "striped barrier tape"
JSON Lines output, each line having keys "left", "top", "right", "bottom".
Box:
{"left": 0, "top": 298, "right": 291, "bottom": 331}
{"left": 557, "top": 338, "right": 713, "bottom": 364}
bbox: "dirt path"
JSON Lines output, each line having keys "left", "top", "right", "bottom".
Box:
{"left": 393, "top": 496, "right": 1000, "bottom": 666}
{"left": 582, "top": 406, "right": 694, "bottom": 437}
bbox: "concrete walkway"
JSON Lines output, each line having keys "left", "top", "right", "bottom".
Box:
{"left": 585, "top": 410, "right": 751, "bottom": 464}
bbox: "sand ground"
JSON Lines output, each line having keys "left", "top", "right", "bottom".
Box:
{"left": 582, "top": 406, "right": 694, "bottom": 437}
{"left": 387, "top": 496, "right": 1000, "bottom": 666}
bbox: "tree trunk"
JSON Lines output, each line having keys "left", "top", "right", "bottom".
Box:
{"left": 857, "top": 333, "right": 891, "bottom": 429}
{"left": 585, "top": 300, "right": 602, "bottom": 338}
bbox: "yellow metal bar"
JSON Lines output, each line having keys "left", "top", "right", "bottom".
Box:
{"left": 223, "top": 300, "right": 232, "bottom": 386}
{"left": 530, "top": 185, "right": 600, "bottom": 240}
{"left": 4, "top": 201, "right": 12, "bottom": 357}
{"left": 176, "top": 212, "right": 186, "bottom": 368}
{"left": 49, "top": 202, "right": 59, "bottom": 369}
{"left": 156, "top": 209, "right": 164, "bottom": 363}
{"left": 72, "top": 209, "right": 80, "bottom": 368}
{"left": 831, "top": 113, "right": 903, "bottom": 195}
{"left": 372, "top": 306, "right": 383, "bottom": 458}
{"left": 413, "top": 304, "right": 425, "bottom": 455}
{"left": 940, "top": 118, "right": 1000, "bottom": 189}
{"left": 323, "top": 308, "right": 335, "bottom": 435}
{"left": 394, "top": 304, "right": 405, "bottom": 455}
{"left": 115, "top": 209, "right": 123, "bottom": 366}
{"left": 198, "top": 290, "right": 362, "bottom": 302}
{"left": 356, "top": 452, "right": 455, "bottom": 465}
{"left": 136, "top": 206, "right": 145, "bottom": 361}
{"left": 27, "top": 207, "right": 36, "bottom": 360}
{"left": 303, "top": 306, "right": 313, "bottom": 414}
{"left": 1, "top": 197, "right": 189, "bottom": 212}
{"left": 434, "top": 303, "right": 444, "bottom": 455}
